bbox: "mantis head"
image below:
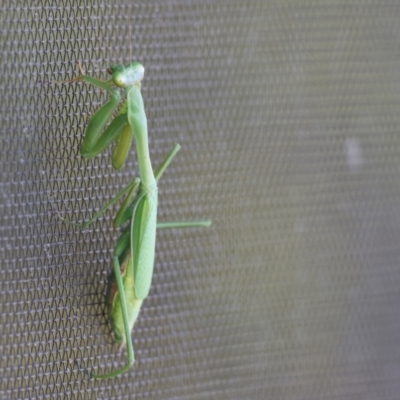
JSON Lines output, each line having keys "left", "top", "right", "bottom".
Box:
{"left": 109, "top": 62, "right": 145, "bottom": 89}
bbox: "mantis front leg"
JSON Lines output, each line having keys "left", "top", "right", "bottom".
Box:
{"left": 73, "top": 75, "right": 133, "bottom": 170}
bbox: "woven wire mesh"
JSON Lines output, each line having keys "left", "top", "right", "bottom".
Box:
{"left": 1, "top": 1, "right": 400, "bottom": 399}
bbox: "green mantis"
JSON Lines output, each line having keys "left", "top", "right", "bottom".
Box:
{"left": 62, "top": 62, "right": 211, "bottom": 379}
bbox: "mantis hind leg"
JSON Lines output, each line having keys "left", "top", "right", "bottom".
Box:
{"left": 157, "top": 221, "right": 211, "bottom": 229}
{"left": 89, "top": 255, "right": 135, "bottom": 379}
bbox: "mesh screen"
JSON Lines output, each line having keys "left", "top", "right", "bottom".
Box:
{"left": 1, "top": 1, "right": 400, "bottom": 399}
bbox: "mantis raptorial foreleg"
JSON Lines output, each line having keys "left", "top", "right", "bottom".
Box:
{"left": 61, "top": 65, "right": 135, "bottom": 170}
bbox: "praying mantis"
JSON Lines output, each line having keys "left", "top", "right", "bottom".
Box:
{"left": 60, "top": 62, "right": 211, "bottom": 379}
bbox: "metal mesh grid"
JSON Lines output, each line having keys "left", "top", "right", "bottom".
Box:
{"left": 1, "top": 1, "right": 400, "bottom": 399}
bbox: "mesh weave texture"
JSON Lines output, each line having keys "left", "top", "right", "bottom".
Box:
{"left": 1, "top": 1, "right": 400, "bottom": 399}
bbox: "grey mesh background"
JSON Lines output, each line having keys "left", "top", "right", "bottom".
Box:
{"left": 1, "top": 1, "right": 400, "bottom": 399}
